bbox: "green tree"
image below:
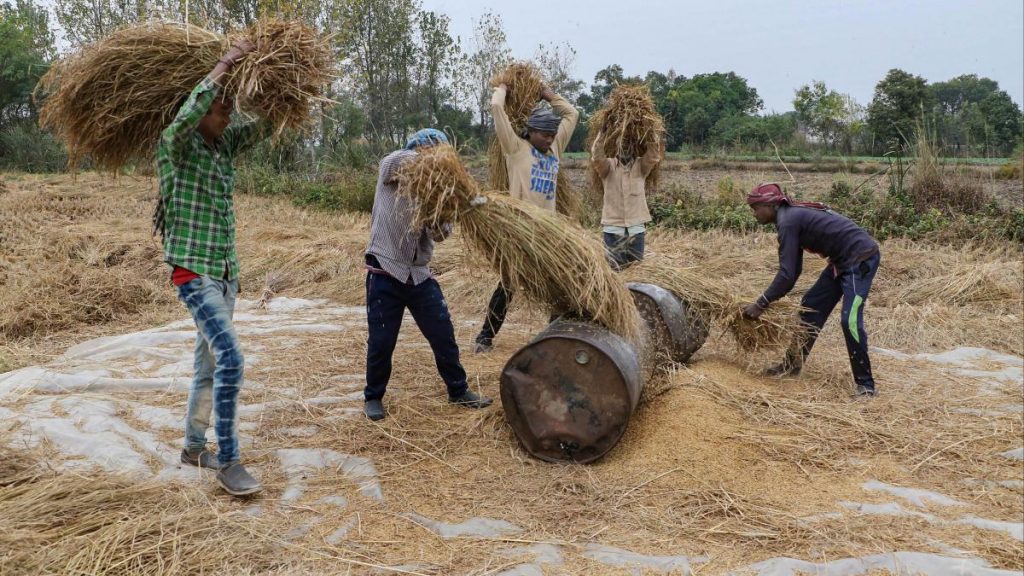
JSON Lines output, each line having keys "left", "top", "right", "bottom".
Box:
{"left": 792, "top": 80, "right": 845, "bottom": 149}
{"left": 54, "top": 0, "right": 151, "bottom": 46}
{"left": 337, "top": 0, "right": 419, "bottom": 144}
{"left": 866, "top": 68, "right": 932, "bottom": 152}
{"left": 663, "top": 72, "right": 762, "bottom": 148}
{"left": 467, "top": 10, "right": 509, "bottom": 138}
{"left": 1, "top": 0, "right": 54, "bottom": 121}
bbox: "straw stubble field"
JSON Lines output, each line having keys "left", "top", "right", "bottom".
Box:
{"left": 0, "top": 171, "right": 1021, "bottom": 574}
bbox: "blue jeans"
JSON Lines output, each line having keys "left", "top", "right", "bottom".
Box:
{"left": 791, "top": 252, "right": 880, "bottom": 387}
{"left": 603, "top": 232, "right": 645, "bottom": 270}
{"left": 177, "top": 276, "right": 244, "bottom": 465}
{"left": 365, "top": 272, "right": 468, "bottom": 401}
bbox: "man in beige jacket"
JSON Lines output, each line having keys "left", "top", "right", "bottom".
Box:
{"left": 473, "top": 83, "right": 579, "bottom": 353}
{"left": 591, "top": 132, "right": 662, "bottom": 269}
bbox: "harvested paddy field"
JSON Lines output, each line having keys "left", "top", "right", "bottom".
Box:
{"left": 0, "top": 171, "right": 1021, "bottom": 575}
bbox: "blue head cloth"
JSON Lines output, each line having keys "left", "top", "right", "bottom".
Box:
{"left": 405, "top": 128, "right": 449, "bottom": 150}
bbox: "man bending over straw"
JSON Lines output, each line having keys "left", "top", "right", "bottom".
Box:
{"left": 591, "top": 131, "right": 662, "bottom": 269}
{"left": 154, "top": 40, "right": 269, "bottom": 496}
{"left": 362, "top": 129, "right": 494, "bottom": 422}
{"left": 742, "top": 183, "right": 881, "bottom": 398}
{"left": 474, "top": 83, "right": 579, "bottom": 353}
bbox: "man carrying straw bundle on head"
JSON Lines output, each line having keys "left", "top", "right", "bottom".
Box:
{"left": 154, "top": 40, "right": 270, "bottom": 497}
{"left": 590, "top": 132, "right": 662, "bottom": 269}
{"left": 362, "top": 129, "right": 494, "bottom": 422}
{"left": 742, "top": 183, "right": 881, "bottom": 398}
{"left": 473, "top": 82, "right": 579, "bottom": 354}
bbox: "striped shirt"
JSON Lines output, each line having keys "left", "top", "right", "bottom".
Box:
{"left": 366, "top": 149, "right": 447, "bottom": 285}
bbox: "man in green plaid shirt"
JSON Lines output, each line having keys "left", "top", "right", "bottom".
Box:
{"left": 155, "top": 39, "right": 269, "bottom": 496}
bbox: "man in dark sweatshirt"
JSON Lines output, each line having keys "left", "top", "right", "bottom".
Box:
{"left": 741, "top": 183, "right": 881, "bottom": 397}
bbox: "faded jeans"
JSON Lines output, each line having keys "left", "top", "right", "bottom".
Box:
{"left": 176, "top": 275, "right": 243, "bottom": 465}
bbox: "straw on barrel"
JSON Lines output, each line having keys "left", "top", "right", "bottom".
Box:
{"left": 621, "top": 256, "right": 804, "bottom": 352}
{"left": 397, "top": 144, "right": 642, "bottom": 342}
{"left": 36, "top": 19, "right": 333, "bottom": 171}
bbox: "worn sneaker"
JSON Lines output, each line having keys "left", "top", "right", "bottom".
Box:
{"left": 364, "top": 399, "right": 386, "bottom": 421}
{"left": 852, "top": 384, "right": 877, "bottom": 398}
{"left": 216, "top": 462, "right": 262, "bottom": 496}
{"left": 764, "top": 361, "right": 801, "bottom": 378}
{"left": 449, "top": 390, "right": 493, "bottom": 409}
{"left": 473, "top": 338, "right": 493, "bottom": 354}
{"left": 180, "top": 448, "right": 223, "bottom": 470}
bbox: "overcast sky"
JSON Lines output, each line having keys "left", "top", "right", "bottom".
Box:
{"left": 422, "top": 0, "right": 1024, "bottom": 113}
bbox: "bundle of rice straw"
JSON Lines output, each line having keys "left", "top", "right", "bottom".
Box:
{"left": 621, "top": 256, "right": 803, "bottom": 352}
{"left": 36, "top": 19, "right": 333, "bottom": 170}
{"left": 487, "top": 62, "right": 582, "bottom": 221}
{"left": 398, "top": 144, "right": 642, "bottom": 342}
{"left": 586, "top": 84, "right": 665, "bottom": 196}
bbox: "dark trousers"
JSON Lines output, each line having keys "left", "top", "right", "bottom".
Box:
{"left": 476, "top": 283, "right": 563, "bottom": 344}
{"left": 787, "top": 252, "right": 880, "bottom": 387}
{"left": 364, "top": 272, "right": 468, "bottom": 401}
{"left": 603, "top": 231, "right": 646, "bottom": 270}
{"left": 477, "top": 283, "right": 512, "bottom": 344}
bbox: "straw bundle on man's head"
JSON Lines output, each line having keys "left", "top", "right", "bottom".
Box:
{"left": 36, "top": 19, "right": 333, "bottom": 171}
{"left": 486, "top": 62, "right": 582, "bottom": 222}
{"left": 397, "top": 144, "right": 642, "bottom": 342}
{"left": 586, "top": 84, "right": 665, "bottom": 194}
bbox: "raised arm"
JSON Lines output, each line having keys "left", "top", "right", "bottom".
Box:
{"left": 639, "top": 137, "right": 663, "bottom": 178}
{"left": 590, "top": 132, "right": 612, "bottom": 179}
{"left": 160, "top": 40, "right": 254, "bottom": 158}
{"left": 490, "top": 84, "right": 523, "bottom": 156}
{"left": 543, "top": 87, "right": 580, "bottom": 156}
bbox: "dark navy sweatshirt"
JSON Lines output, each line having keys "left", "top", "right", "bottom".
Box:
{"left": 761, "top": 205, "right": 879, "bottom": 304}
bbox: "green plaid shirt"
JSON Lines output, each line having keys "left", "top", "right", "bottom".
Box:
{"left": 156, "top": 77, "right": 269, "bottom": 280}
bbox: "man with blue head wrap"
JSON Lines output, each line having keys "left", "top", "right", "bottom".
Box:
{"left": 361, "top": 128, "right": 492, "bottom": 421}
{"left": 473, "top": 81, "right": 579, "bottom": 353}
{"left": 405, "top": 127, "right": 449, "bottom": 150}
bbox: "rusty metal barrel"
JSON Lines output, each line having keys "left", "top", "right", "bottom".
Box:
{"left": 627, "top": 282, "right": 709, "bottom": 365}
{"left": 499, "top": 320, "right": 643, "bottom": 464}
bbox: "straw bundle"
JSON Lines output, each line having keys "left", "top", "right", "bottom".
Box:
{"left": 36, "top": 19, "right": 333, "bottom": 170}
{"left": 487, "top": 62, "right": 581, "bottom": 221}
{"left": 586, "top": 84, "right": 665, "bottom": 195}
{"left": 621, "top": 256, "right": 803, "bottom": 352}
{"left": 397, "top": 144, "right": 642, "bottom": 342}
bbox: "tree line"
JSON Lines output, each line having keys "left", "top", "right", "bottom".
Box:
{"left": 1, "top": 0, "right": 1022, "bottom": 172}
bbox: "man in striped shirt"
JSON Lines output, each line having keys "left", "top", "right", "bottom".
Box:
{"left": 154, "top": 39, "right": 268, "bottom": 496}
{"left": 363, "top": 129, "right": 493, "bottom": 421}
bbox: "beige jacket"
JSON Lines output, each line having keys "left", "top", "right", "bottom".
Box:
{"left": 592, "top": 137, "right": 661, "bottom": 227}
{"left": 492, "top": 86, "right": 579, "bottom": 212}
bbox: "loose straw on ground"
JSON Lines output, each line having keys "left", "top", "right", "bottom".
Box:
{"left": 397, "top": 144, "right": 641, "bottom": 343}
{"left": 36, "top": 19, "right": 333, "bottom": 171}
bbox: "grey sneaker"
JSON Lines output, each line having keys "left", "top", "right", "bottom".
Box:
{"left": 364, "top": 399, "right": 386, "bottom": 421}
{"left": 216, "top": 462, "right": 262, "bottom": 496}
{"left": 449, "top": 390, "right": 493, "bottom": 409}
{"left": 180, "top": 448, "right": 223, "bottom": 470}
{"left": 852, "top": 384, "right": 877, "bottom": 398}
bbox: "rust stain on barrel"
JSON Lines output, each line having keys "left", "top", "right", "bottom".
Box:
{"left": 500, "top": 320, "right": 642, "bottom": 464}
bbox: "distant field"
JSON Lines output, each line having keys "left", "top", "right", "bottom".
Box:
{"left": 561, "top": 151, "right": 1017, "bottom": 166}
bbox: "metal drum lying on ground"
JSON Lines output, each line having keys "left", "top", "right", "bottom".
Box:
{"left": 499, "top": 320, "right": 642, "bottom": 464}
{"left": 627, "top": 282, "right": 709, "bottom": 365}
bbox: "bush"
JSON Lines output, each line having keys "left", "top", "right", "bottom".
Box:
{"left": 650, "top": 182, "right": 761, "bottom": 233}
{"left": 994, "top": 160, "right": 1022, "bottom": 180}
{"left": 292, "top": 169, "right": 376, "bottom": 213}
{"left": 0, "top": 120, "right": 67, "bottom": 172}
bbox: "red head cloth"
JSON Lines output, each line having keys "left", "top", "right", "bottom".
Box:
{"left": 746, "top": 183, "right": 786, "bottom": 205}
{"left": 746, "top": 182, "right": 829, "bottom": 210}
